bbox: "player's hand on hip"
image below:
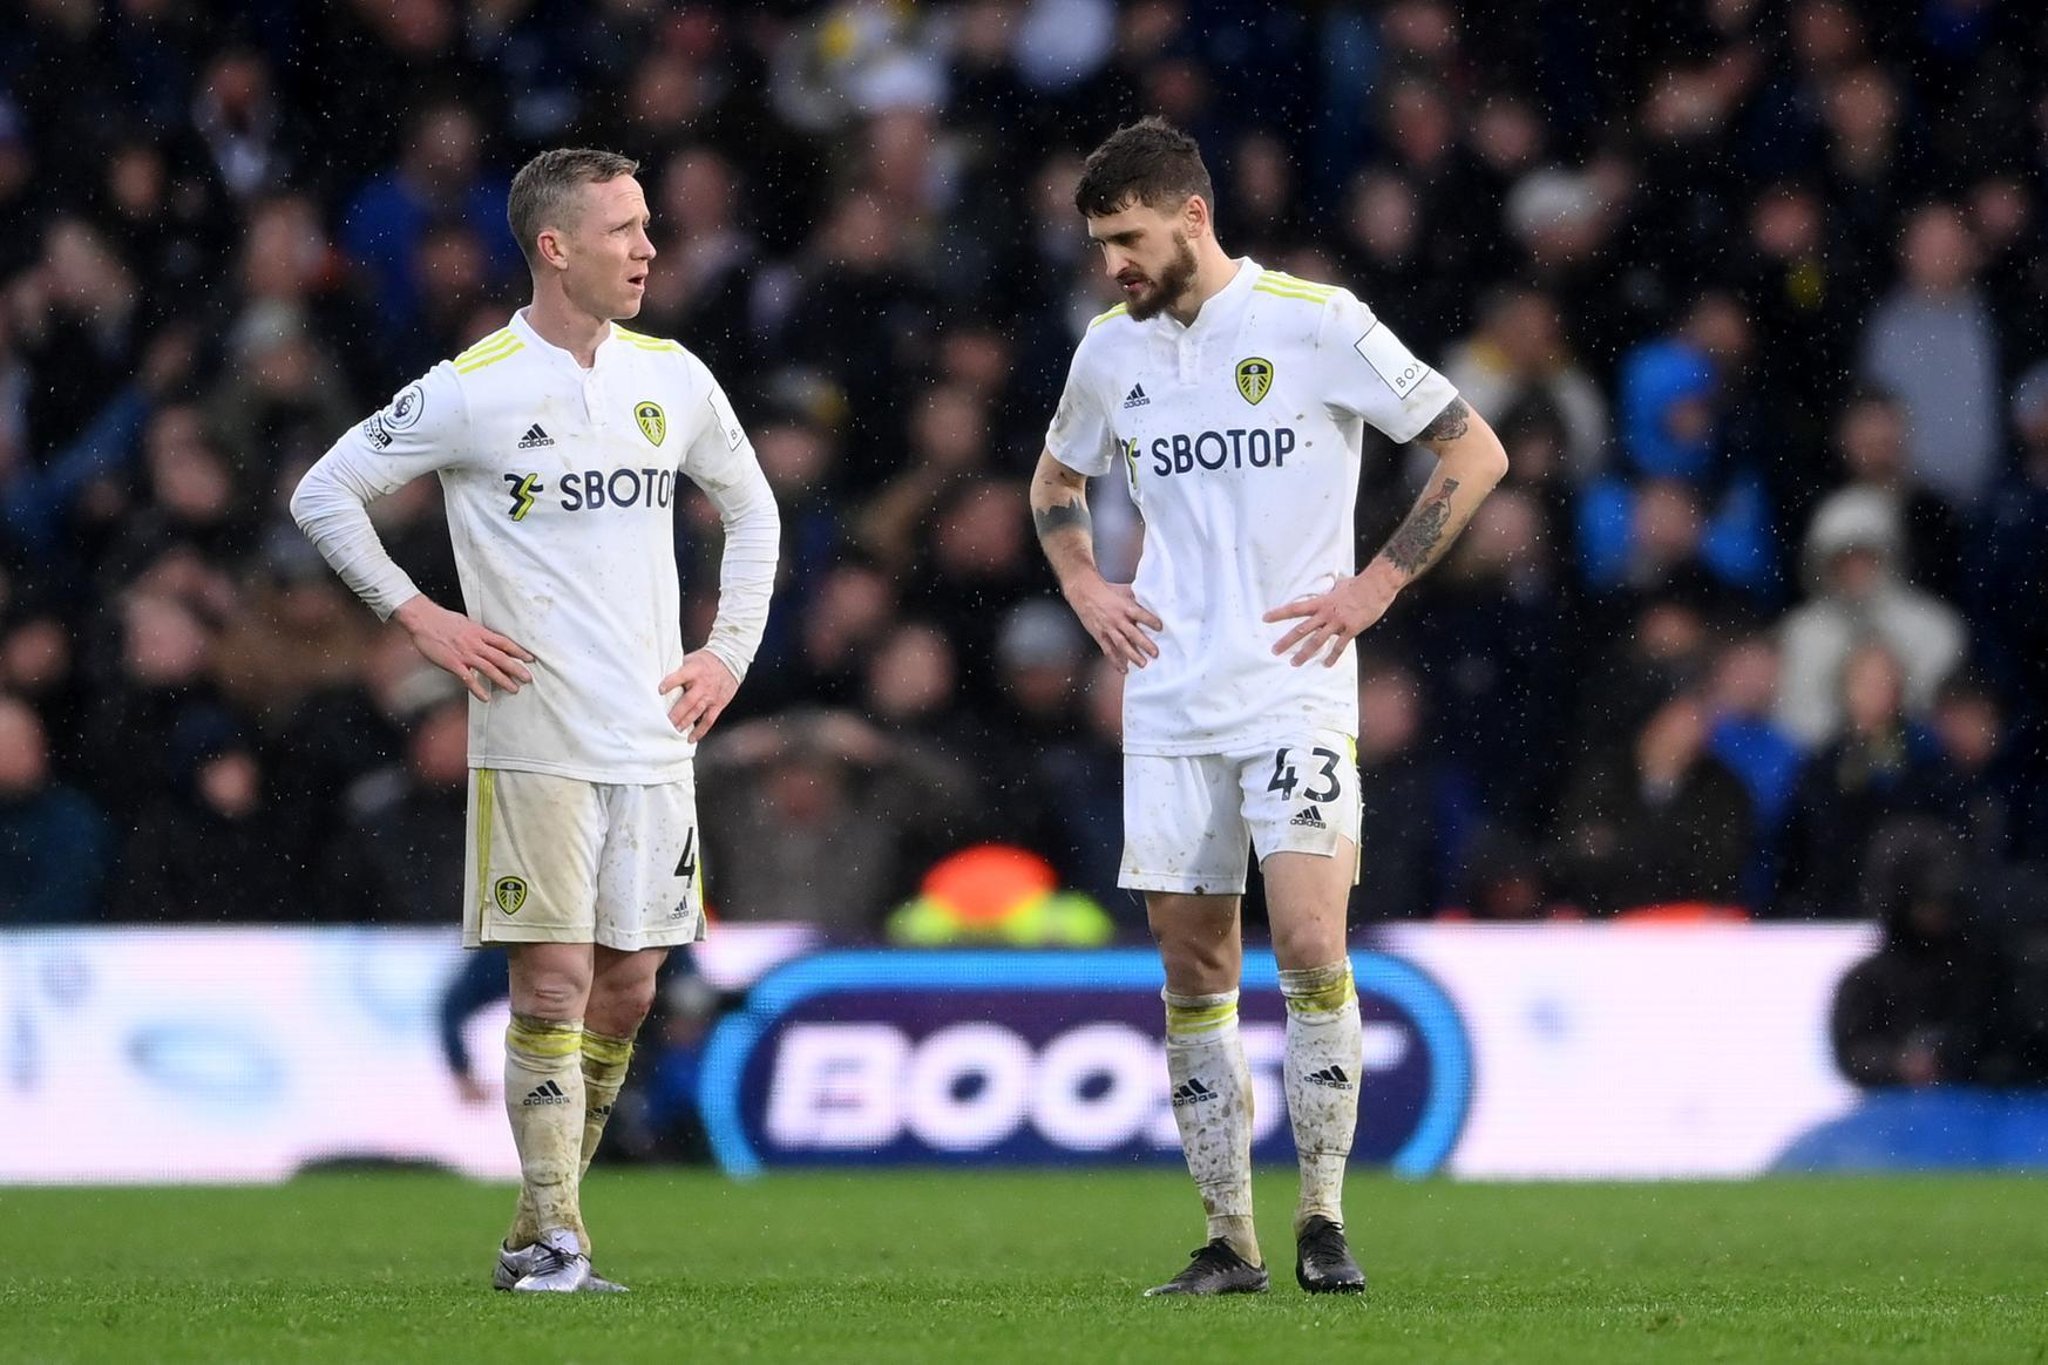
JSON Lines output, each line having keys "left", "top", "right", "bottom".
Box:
{"left": 1265, "top": 572, "right": 1398, "bottom": 668}
{"left": 660, "top": 652, "right": 739, "bottom": 741}
{"left": 392, "top": 595, "right": 535, "bottom": 702}
{"left": 1063, "top": 575, "right": 1162, "bottom": 674}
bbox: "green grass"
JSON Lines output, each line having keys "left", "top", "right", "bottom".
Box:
{"left": 3, "top": 1171, "right": 2046, "bottom": 1363}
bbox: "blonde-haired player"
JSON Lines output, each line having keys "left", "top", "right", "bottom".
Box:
{"left": 1032, "top": 118, "right": 1507, "bottom": 1296}
{"left": 293, "top": 148, "right": 778, "bottom": 1292}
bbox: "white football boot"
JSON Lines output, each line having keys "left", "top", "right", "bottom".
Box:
{"left": 505, "top": 1228, "right": 592, "bottom": 1293}
{"left": 494, "top": 1237, "right": 629, "bottom": 1293}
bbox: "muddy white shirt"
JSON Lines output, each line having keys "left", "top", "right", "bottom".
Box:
{"left": 292, "top": 310, "right": 779, "bottom": 783}
{"left": 1045, "top": 259, "right": 1458, "bottom": 755}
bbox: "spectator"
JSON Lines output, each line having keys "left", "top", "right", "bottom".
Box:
{"left": 1024, "top": 656, "right": 1127, "bottom": 922}
{"left": 108, "top": 722, "right": 295, "bottom": 921}
{"left": 697, "top": 709, "right": 976, "bottom": 937}
{"left": 0, "top": 693, "right": 110, "bottom": 923}
{"left": 1441, "top": 285, "right": 1610, "bottom": 480}
{"left": 1824, "top": 387, "right": 1964, "bottom": 601}
{"left": 1775, "top": 641, "right": 1955, "bottom": 919}
{"left": 340, "top": 99, "right": 518, "bottom": 341}
{"left": 1703, "top": 631, "right": 1804, "bottom": 907}
{"left": 1438, "top": 825, "right": 1563, "bottom": 923}
{"left": 1349, "top": 659, "right": 1452, "bottom": 923}
{"left": 1579, "top": 316, "right": 1772, "bottom": 602}
{"left": 320, "top": 696, "right": 469, "bottom": 923}
{"left": 1930, "top": 677, "right": 2047, "bottom": 865}
{"left": 1969, "top": 360, "right": 2048, "bottom": 748}
{"left": 1776, "top": 486, "right": 1967, "bottom": 746}
{"left": 1551, "top": 688, "right": 1753, "bottom": 915}
{"left": 1831, "top": 820, "right": 2003, "bottom": 1087}
{"left": 1859, "top": 203, "right": 2001, "bottom": 508}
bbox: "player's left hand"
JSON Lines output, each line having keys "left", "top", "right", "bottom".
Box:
{"left": 660, "top": 652, "right": 739, "bottom": 741}
{"left": 1264, "top": 571, "right": 1400, "bottom": 668}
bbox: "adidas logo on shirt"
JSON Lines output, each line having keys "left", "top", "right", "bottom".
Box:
{"left": 1170, "top": 1077, "right": 1219, "bottom": 1108}
{"left": 516, "top": 423, "right": 556, "bottom": 449}
{"left": 1122, "top": 383, "right": 1150, "bottom": 409}
{"left": 522, "top": 1080, "right": 571, "bottom": 1107}
{"left": 1303, "top": 1065, "right": 1353, "bottom": 1090}
{"left": 1290, "top": 804, "right": 1327, "bottom": 829}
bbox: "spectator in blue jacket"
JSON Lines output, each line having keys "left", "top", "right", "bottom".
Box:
{"left": 0, "top": 693, "right": 109, "bottom": 923}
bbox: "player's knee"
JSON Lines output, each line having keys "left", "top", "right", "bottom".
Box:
{"left": 514, "top": 968, "right": 591, "bottom": 1020}
{"left": 1154, "top": 932, "right": 1237, "bottom": 994}
{"left": 591, "top": 974, "right": 658, "bottom": 1032}
{"left": 1269, "top": 920, "right": 1346, "bottom": 973}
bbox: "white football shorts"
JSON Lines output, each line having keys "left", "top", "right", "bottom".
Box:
{"left": 462, "top": 767, "right": 704, "bottom": 950}
{"left": 1121, "top": 731, "right": 1361, "bottom": 895}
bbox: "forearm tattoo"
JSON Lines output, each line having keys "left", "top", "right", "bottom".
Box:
{"left": 1383, "top": 477, "right": 1462, "bottom": 576}
{"left": 1417, "top": 396, "right": 1470, "bottom": 444}
{"left": 1033, "top": 499, "right": 1091, "bottom": 540}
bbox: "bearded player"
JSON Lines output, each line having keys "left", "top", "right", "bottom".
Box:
{"left": 292, "top": 149, "right": 778, "bottom": 1292}
{"left": 1031, "top": 119, "right": 1507, "bottom": 1296}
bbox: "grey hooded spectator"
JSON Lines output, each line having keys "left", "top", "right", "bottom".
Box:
{"left": 1776, "top": 487, "right": 1966, "bottom": 747}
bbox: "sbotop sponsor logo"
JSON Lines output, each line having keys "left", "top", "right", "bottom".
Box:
{"left": 698, "top": 950, "right": 1471, "bottom": 1178}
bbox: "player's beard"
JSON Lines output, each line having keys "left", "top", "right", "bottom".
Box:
{"left": 1124, "top": 231, "right": 1199, "bottom": 321}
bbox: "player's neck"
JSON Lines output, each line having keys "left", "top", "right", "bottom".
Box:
{"left": 522, "top": 293, "right": 612, "bottom": 369}
{"left": 1164, "top": 248, "right": 1244, "bottom": 328}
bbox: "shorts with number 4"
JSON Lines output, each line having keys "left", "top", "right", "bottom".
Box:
{"left": 1121, "top": 731, "right": 1361, "bottom": 895}
{"left": 462, "top": 767, "right": 705, "bottom": 950}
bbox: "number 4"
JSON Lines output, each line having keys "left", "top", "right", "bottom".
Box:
{"left": 675, "top": 829, "right": 698, "bottom": 882}
{"left": 1267, "top": 748, "right": 1299, "bottom": 798}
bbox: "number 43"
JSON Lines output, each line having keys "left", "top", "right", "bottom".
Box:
{"left": 1267, "top": 746, "right": 1344, "bottom": 803}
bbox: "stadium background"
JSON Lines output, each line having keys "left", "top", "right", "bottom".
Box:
{"left": 5, "top": 0, "right": 2048, "bottom": 1194}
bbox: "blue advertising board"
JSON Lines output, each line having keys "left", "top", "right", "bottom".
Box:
{"left": 699, "top": 949, "right": 1472, "bottom": 1178}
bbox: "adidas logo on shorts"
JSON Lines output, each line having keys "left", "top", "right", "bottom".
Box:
{"left": 1290, "top": 804, "right": 1327, "bottom": 829}
{"left": 522, "top": 1080, "right": 572, "bottom": 1107}
{"left": 1303, "top": 1064, "right": 1353, "bottom": 1090}
{"left": 1123, "top": 383, "right": 1150, "bottom": 409}
{"left": 1170, "top": 1077, "right": 1219, "bottom": 1108}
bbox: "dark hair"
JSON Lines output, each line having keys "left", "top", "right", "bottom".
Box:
{"left": 1073, "top": 117, "right": 1214, "bottom": 219}
{"left": 507, "top": 148, "right": 640, "bottom": 270}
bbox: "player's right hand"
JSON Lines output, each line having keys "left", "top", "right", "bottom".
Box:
{"left": 392, "top": 595, "right": 535, "bottom": 703}
{"left": 1063, "top": 575, "right": 1161, "bottom": 674}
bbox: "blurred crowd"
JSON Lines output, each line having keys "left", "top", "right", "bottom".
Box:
{"left": 2, "top": 0, "right": 2047, "bottom": 993}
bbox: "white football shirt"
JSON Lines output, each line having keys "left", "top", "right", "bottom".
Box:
{"left": 292, "top": 310, "right": 779, "bottom": 784}
{"left": 1045, "top": 259, "right": 1459, "bottom": 755}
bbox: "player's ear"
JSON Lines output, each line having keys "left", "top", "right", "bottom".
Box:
{"left": 535, "top": 226, "right": 569, "bottom": 272}
{"left": 1183, "top": 193, "right": 1211, "bottom": 241}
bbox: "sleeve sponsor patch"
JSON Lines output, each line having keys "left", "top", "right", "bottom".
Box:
{"left": 1353, "top": 325, "right": 1429, "bottom": 400}
{"left": 359, "top": 414, "right": 393, "bottom": 449}
{"left": 707, "top": 385, "right": 744, "bottom": 450}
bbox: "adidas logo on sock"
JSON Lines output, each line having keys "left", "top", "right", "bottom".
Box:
{"left": 1290, "top": 804, "right": 1327, "bottom": 829}
{"left": 522, "top": 1079, "right": 571, "bottom": 1107}
{"left": 1170, "top": 1076, "right": 1219, "bottom": 1108}
{"left": 1304, "top": 1065, "right": 1353, "bottom": 1090}
{"left": 1122, "top": 383, "right": 1150, "bottom": 409}
{"left": 516, "top": 423, "right": 555, "bottom": 449}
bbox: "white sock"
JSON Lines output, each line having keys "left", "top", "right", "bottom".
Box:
{"left": 503, "top": 1014, "right": 586, "bottom": 1246}
{"left": 1280, "top": 961, "right": 1361, "bottom": 1232}
{"left": 1163, "top": 989, "right": 1259, "bottom": 1265}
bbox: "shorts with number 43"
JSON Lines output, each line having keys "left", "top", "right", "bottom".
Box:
{"left": 1120, "top": 730, "right": 1361, "bottom": 896}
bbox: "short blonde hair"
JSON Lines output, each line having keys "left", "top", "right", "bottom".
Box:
{"left": 507, "top": 148, "right": 640, "bottom": 270}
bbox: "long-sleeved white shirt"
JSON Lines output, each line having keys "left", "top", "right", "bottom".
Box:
{"left": 292, "top": 310, "right": 779, "bottom": 783}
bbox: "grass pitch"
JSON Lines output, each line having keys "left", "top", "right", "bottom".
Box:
{"left": 4, "top": 1170, "right": 2045, "bottom": 1363}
